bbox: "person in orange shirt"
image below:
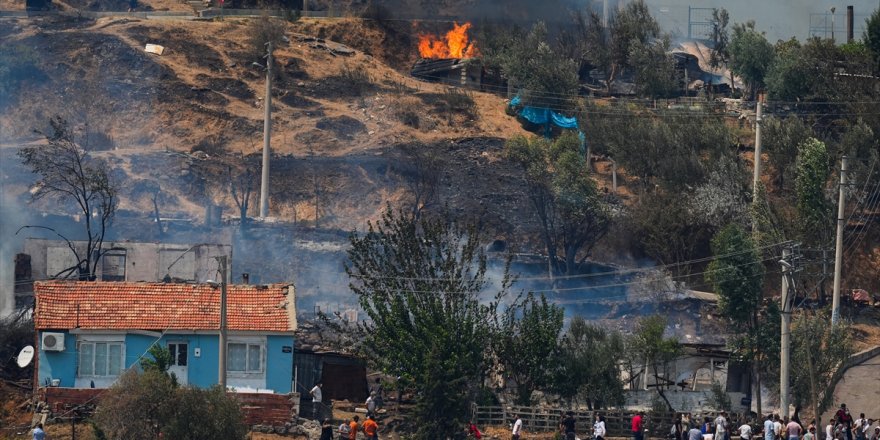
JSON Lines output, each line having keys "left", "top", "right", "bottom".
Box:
{"left": 348, "top": 416, "right": 360, "bottom": 440}
{"left": 363, "top": 415, "right": 379, "bottom": 440}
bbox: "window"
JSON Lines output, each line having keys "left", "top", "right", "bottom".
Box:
{"left": 101, "top": 249, "right": 127, "bottom": 281}
{"left": 168, "top": 343, "right": 187, "bottom": 366}
{"left": 228, "top": 342, "right": 263, "bottom": 373}
{"left": 79, "top": 341, "right": 123, "bottom": 377}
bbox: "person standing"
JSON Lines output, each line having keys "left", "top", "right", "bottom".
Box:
{"left": 363, "top": 415, "right": 379, "bottom": 440}
{"left": 320, "top": 419, "right": 334, "bottom": 440}
{"left": 855, "top": 414, "right": 867, "bottom": 440}
{"left": 595, "top": 415, "right": 607, "bottom": 440}
{"left": 366, "top": 392, "right": 377, "bottom": 418}
{"left": 310, "top": 382, "right": 324, "bottom": 420}
{"left": 740, "top": 421, "right": 753, "bottom": 440}
{"left": 512, "top": 414, "right": 523, "bottom": 440}
{"left": 715, "top": 412, "right": 729, "bottom": 440}
{"left": 765, "top": 414, "right": 776, "bottom": 440}
{"left": 468, "top": 420, "right": 483, "bottom": 439}
{"left": 348, "top": 416, "right": 360, "bottom": 440}
{"left": 561, "top": 411, "right": 576, "bottom": 440}
{"left": 786, "top": 417, "right": 803, "bottom": 440}
{"left": 337, "top": 420, "right": 350, "bottom": 440}
{"left": 633, "top": 411, "right": 645, "bottom": 440}
{"left": 32, "top": 423, "right": 46, "bottom": 440}
{"left": 689, "top": 425, "right": 705, "bottom": 440}
{"left": 827, "top": 421, "right": 835, "bottom": 440}
{"left": 804, "top": 427, "right": 817, "bottom": 440}
{"left": 774, "top": 416, "right": 784, "bottom": 440}
{"left": 371, "top": 378, "right": 384, "bottom": 410}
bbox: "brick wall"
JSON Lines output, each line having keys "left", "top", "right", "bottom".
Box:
{"left": 37, "top": 388, "right": 297, "bottom": 426}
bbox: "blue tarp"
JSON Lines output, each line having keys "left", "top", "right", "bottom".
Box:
{"left": 509, "top": 95, "right": 586, "bottom": 154}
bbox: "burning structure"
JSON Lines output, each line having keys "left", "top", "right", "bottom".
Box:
{"left": 411, "top": 22, "right": 484, "bottom": 89}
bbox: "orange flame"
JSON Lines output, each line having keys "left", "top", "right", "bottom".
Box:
{"left": 418, "top": 22, "right": 479, "bottom": 59}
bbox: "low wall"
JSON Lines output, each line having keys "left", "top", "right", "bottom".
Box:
{"left": 37, "top": 387, "right": 298, "bottom": 426}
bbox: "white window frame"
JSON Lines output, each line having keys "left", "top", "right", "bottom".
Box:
{"left": 227, "top": 337, "right": 266, "bottom": 377}
{"left": 77, "top": 336, "right": 125, "bottom": 378}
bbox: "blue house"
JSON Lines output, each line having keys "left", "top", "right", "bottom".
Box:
{"left": 34, "top": 281, "right": 297, "bottom": 393}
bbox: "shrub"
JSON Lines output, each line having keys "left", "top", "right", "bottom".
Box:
{"left": 435, "top": 88, "right": 477, "bottom": 123}
{"left": 339, "top": 63, "right": 373, "bottom": 96}
{"left": 247, "top": 13, "right": 285, "bottom": 58}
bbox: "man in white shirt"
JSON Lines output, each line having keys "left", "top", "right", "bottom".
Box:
{"left": 740, "top": 422, "right": 753, "bottom": 440}
{"left": 716, "top": 412, "right": 729, "bottom": 440}
{"left": 855, "top": 414, "right": 867, "bottom": 440}
{"left": 310, "top": 382, "right": 323, "bottom": 420}
{"left": 773, "top": 416, "right": 783, "bottom": 440}
{"left": 826, "top": 422, "right": 834, "bottom": 440}
{"left": 512, "top": 414, "right": 523, "bottom": 440}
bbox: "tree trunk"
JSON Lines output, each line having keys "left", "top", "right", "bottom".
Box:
{"left": 152, "top": 191, "right": 164, "bottom": 237}
{"left": 806, "top": 346, "right": 820, "bottom": 438}
{"left": 754, "top": 359, "right": 762, "bottom": 417}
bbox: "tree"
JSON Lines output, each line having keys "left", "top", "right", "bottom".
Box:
{"left": 795, "top": 138, "right": 832, "bottom": 245}
{"left": 398, "top": 143, "right": 444, "bottom": 219}
{"left": 140, "top": 344, "right": 173, "bottom": 374}
{"left": 763, "top": 115, "right": 812, "bottom": 191}
{"left": 709, "top": 8, "right": 731, "bottom": 89}
{"left": 728, "top": 21, "right": 775, "bottom": 98}
{"left": 629, "top": 36, "right": 679, "bottom": 98}
{"left": 18, "top": 116, "right": 118, "bottom": 280}
{"left": 495, "top": 22, "right": 579, "bottom": 109}
{"left": 494, "top": 293, "right": 564, "bottom": 405}
{"left": 551, "top": 317, "right": 625, "bottom": 409}
{"left": 706, "top": 224, "right": 766, "bottom": 415}
{"left": 863, "top": 8, "right": 880, "bottom": 72}
{"left": 506, "top": 132, "right": 611, "bottom": 276}
{"left": 583, "top": 0, "right": 661, "bottom": 95}
{"left": 94, "top": 370, "right": 247, "bottom": 440}
{"left": 345, "top": 207, "right": 506, "bottom": 439}
{"left": 790, "top": 312, "right": 853, "bottom": 432}
{"left": 226, "top": 159, "right": 258, "bottom": 228}
{"left": 628, "top": 315, "right": 681, "bottom": 411}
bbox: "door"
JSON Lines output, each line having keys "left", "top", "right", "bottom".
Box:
{"left": 168, "top": 342, "right": 188, "bottom": 385}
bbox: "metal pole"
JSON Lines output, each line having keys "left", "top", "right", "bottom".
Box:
{"left": 259, "top": 42, "right": 273, "bottom": 219}
{"left": 780, "top": 247, "right": 791, "bottom": 419}
{"left": 832, "top": 156, "right": 848, "bottom": 325}
{"left": 602, "top": 0, "right": 609, "bottom": 27}
{"left": 218, "top": 255, "right": 228, "bottom": 389}
{"left": 752, "top": 99, "right": 763, "bottom": 203}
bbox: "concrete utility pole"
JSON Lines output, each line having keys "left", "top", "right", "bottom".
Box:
{"left": 218, "top": 255, "right": 228, "bottom": 389}
{"left": 752, "top": 99, "right": 763, "bottom": 203}
{"left": 779, "top": 247, "right": 792, "bottom": 419}
{"left": 259, "top": 42, "right": 273, "bottom": 219}
{"left": 832, "top": 156, "right": 848, "bottom": 325}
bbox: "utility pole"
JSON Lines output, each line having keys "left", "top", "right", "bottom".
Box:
{"left": 832, "top": 156, "right": 848, "bottom": 325}
{"left": 218, "top": 255, "right": 228, "bottom": 389}
{"left": 752, "top": 99, "right": 763, "bottom": 202}
{"left": 779, "top": 247, "right": 792, "bottom": 419}
{"left": 259, "top": 42, "right": 273, "bottom": 219}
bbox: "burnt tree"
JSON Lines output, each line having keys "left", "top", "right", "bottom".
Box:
{"left": 18, "top": 116, "right": 117, "bottom": 280}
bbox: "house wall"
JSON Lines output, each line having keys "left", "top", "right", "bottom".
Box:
{"left": 37, "top": 331, "right": 294, "bottom": 394}
{"left": 23, "top": 239, "right": 232, "bottom": 283}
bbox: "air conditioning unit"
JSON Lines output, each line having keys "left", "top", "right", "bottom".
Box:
{"left": 41, "top": 332, "right": 65, "bottom": 351}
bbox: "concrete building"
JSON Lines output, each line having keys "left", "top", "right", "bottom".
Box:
{"left": 12, "top": 239, "right": 232, "bottom": 310}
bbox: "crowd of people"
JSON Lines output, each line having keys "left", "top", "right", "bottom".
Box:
{"left": 312, "top": 378, "right": 386, "bottom": 440}
{"left": 493, "top": 404, "right": 878, "bottom": 440}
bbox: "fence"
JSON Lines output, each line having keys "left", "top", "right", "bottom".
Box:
{"left": 472, "top": 405, "right": 730, "bottom": 436}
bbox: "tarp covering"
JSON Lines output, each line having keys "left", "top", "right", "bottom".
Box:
{"left": 509, "top": 95, "right": 585, "bottom": 153}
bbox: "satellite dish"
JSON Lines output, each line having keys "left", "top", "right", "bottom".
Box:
{"left": 16, "top": 345, "right": 34, "bottom": 368}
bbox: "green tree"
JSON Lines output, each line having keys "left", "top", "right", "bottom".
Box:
{"left": 709, "top": 8, "right": 731, "bottom": 90}
{"left": 629, "top": 36, "right": 679, "bottom": 98}
{"left": 345, "top": 207, "right": 505, "bottom": 439}
{"left": 706, "top": 224, "right": 766, "bottom": 415}
{"left": 728, "top": 21, "right": 775, "bottom": 98}
{"left": 506, "top": 132, "right": 611, "bottom": 276}
{"left": 18, "top": 117, "right": 118, "bottom": 281}
{"left": 140, "top": 344, "right": 174, "bottom": 374}
{"left": 551, "top": 317, "right": 625, "bottom": 409}
{"left": 494, "top": 22, "right": 579, "bottom": 110}
{"left": 863, "top": 8, "right": 880, "bottom": 72}
{"left": 583, "top": 0, "right": 660, "bottom": 95}
{"left": 494, "top": 293, "right": 564, "bottom": 405}
{"left": 795, "top": 138, "right": 832, "bottom": 245}
{"left": 628, "top": 315, "right": 681, "bottom": 411}
{"left": 790, "top": 312, "right": 853, "bottom": 432}
{"left": 763, "top": 115, "right": 812, "bottom": 191}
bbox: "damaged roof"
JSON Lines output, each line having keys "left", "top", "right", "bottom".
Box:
{"left": 35, "top": 281, "right": 297, "bottom": 332}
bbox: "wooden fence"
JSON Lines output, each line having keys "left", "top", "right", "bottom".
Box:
{"left": 472, "top": 405, "right": 727, "bottom": 437}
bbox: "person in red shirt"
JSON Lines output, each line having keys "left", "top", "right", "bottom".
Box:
{"left": 633, "top": 411, "right": 645, "bottom": 440}
{"left": 362, "top": 415, "right": 379, "bottom": 440}
{"left": 468, "top": 420, "right": 482, "bottom": 439}
{"left": 348, "top": 416, "right": 360, "bottom": 440}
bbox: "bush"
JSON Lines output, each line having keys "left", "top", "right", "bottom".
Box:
{"left": 434, "top": 88, "right": 477, "bottom": 123}
{"left": 93, "top": 370, "right": 247, "bottom": 440}
{"left": 339, "top": 63, "right": 373, "bottom": 96}
{"left": 247, "top": 13, "right": 285, "bottom": 58}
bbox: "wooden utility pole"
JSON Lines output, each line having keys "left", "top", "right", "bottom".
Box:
{"left": 259, "top": 42, "right": 273, "bottom": 219}
{"left": 780, "top": 247, "right": 792, "bottom": 419}
{"left": 832, "top": 156, "right": 847, "bottom": 325}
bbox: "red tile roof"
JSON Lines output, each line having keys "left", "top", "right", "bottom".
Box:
{"left": 35, "top": 281, "right": 296, "bottom": 332}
